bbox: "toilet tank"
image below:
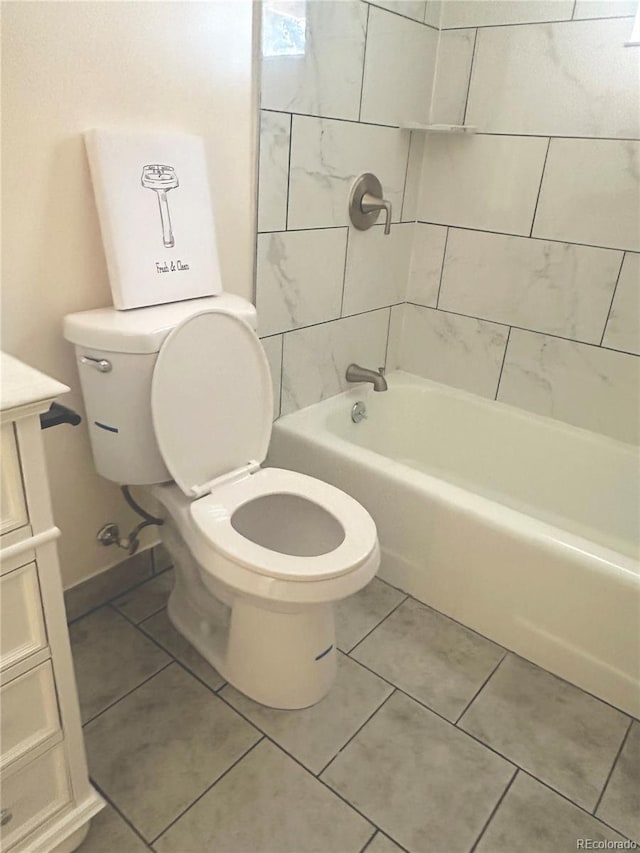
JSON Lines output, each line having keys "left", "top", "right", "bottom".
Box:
{"left": 64, "top": 294, "right": 257, "bottom": 485}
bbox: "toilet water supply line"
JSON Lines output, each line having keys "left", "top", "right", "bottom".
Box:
{"left": 96, "top": 487, "right": 164, "bottom": 555}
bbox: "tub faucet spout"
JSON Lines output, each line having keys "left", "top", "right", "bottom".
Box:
{"left": 345, "top": 364, "right": 388, "bottom": 391}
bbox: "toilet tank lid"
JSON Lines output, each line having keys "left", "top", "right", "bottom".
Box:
{"left": 63, "top": 294, "right": 257, "bottom": 354}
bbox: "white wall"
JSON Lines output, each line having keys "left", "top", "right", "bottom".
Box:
{"left": 1, "top": 1, "right": 258, "bottom": 587}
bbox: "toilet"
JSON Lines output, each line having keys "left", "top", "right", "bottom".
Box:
{"left": 64, "top": 294, "right": 380, "bottom": 709}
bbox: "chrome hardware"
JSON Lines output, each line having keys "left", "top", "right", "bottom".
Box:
{"left": 1, "top": 809, "right": 13, "bottom": 827}
{"left": 345, "top": 363, "right": 388, "bottom": 392}
{"left": 80, "top": 355, "right": 112, "bottom": 373}
{"left": 349, "top": 173, "right": 392, "bottom": 235}
{"left": 97, "top": 523, "right": 121, "bottom": 547}
{"left": 351, "top": 401, "right": 367, "bottom": 423}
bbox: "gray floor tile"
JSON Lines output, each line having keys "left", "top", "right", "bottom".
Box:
{"left": 365, "top": 831, "right": 406, "bottom": 853}
{"left": 78, "top": 801, "right": 150, "bottom": 852}
{"left": 220, "top": 652, "right": 393, "bottom": 773}
{"left": 321, "top": 691, "right": 514, "bottom": 853}
{"left": 336, "top": 578, "right": 406, "bottom": 653}
{"left": 113, "top": 570, "right": 174, "bottom": 623}
{"left": 597, "top": 720, "right": 639, "bottom": 842}
{"left": 154, "top": 740, "right": 375, "bottom": 853}
{"left": 351, "top": 597, "right": 504, "bottom": 721}
{"left": 64, "top": 551, "right": 153, "bottom": 622}
{"left": 69, "top": 607, "right": 170, "bottom": 722}
{"left": 139, "top": 608, "right": 224, "bottom": 690}
{"left": 459, "top": 654, "right": 630, "bottom": 811}
{"left": 152, "top": 544, "right": 173, "bottom": 574}
{"left": 476, "top": 772, "right": 626, "bottom": 852}
{"left": 84, "top": 663, "right": 260, "bottom": 842}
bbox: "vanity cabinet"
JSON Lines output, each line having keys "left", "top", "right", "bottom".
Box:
{"left": 0, "top": 354, "right": 103, "bottom": 852}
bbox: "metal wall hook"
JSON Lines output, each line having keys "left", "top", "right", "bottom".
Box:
{"left": 349, "top": 173, "right": 393, "bottom": 235}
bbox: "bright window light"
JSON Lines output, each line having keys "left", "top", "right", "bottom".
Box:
{"left": 626, "top": 4, "right": 640, "bottom": 45}
{"left": 262, "top": 0, "right": 306, "bottom": 58}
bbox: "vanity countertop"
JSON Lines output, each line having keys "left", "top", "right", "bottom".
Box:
{"left": 1, "top": 352, "right": 69, "bottom": 413}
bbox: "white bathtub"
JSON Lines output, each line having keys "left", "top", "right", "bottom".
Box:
{"left": 267, "top": 371, "right": 640, "bottom": 718}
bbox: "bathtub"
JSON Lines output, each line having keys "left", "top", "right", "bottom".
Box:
{"left": 267, "top": 371, "right": 640, "bottom": 718}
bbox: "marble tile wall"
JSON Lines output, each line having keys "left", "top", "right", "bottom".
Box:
{"left": 395, "top": 0, "right": 640, "bottom": 443}
{"left": 257, "top": 0, "right": 639, "bottom": 444}
{"left": 257, "top": 0, "right": 438, "bottom": 415}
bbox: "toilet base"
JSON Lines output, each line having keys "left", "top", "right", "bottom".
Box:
{"left": 168, "top": 585, "right": 337, "bottom": 710}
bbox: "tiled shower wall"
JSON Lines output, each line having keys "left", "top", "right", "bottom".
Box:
{"left": 258, "top": 0, "right": 639, "bottom": 445}
{"left": 389, "top": 0, "right": 640, "bottom": 444}
{"left": 256, "top": 1, "right": 439, "bottom": 416}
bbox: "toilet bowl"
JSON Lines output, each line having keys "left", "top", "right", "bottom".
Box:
{"left": 151, "top": 467, "right": 379, "bottom": 708}
{"left": 64, "top": 295, "right": 380, "bottom": 709}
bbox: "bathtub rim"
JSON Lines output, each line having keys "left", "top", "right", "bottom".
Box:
{"left": 271, "top": 371, "right": 639, "bottom": 577}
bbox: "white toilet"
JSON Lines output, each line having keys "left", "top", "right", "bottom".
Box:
{"left": 64, "top": 294, "right": 380, "bottom": 709}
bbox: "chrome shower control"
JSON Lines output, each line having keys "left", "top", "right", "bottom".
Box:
{"left": 349, "top": 173, "right": 392, "bottom": 235}
{"left": 351, "top": 401, "right": 367, "bottom": 423}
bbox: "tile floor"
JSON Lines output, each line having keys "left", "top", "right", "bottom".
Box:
{"left": 70, "top": 568, "right": 639, "bottom": 853}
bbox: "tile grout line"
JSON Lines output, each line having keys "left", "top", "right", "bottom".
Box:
{"left": 529, "top": 136, "right": 552, "bottom": 238}
{"left": 212, "top": 690, "right": 384, "bottom": 834}
{"left": 439, "top": 12, "right": 635, "bottom": 30}
{"left": 414, "top": 218, "right": 637, "bottom": 255}
{"left": 517, "top": 768, "right": 637, "bottom": 842}
{"left": 86, "top": 587, "right": 637, "bottom": 844}
{"left": 469, "top": 767, "right": 519, "bottom": 852}
{"left": 278, "top": 332, "right": 285, "bottom": 419}
{"left": 462, "top": 28, "right": 479, "bottom": 126}
{"left": 284, "top": 112, "right": 293, "bottom": 231}
{"left": 399, "top": 132, "right": 414, "bottom": 223}
{"left": 434, "top": 226, "right": 449, "bottom": 309}
{"left": 358, "top": 827, "right": 379, "bottom": 853}
{"left": 66, "top": 562, "right": 157, "bottom": 625}
{"left": 598, "top": 252, "right": 626, "bottom": 346}
{"left": 317, "top": 688, "right": 398, "bottom": 778}
{"left": 88, "top": 776, "right": 154, "bottom": 851}
{"left": 454, "top": 650, "right": 508, "bottom": 725}
{"left": 346, "top": 594, "right": 410, "bottom": 656}
{"left": 358, "top": 4, "right": 371, "bottom": 123}
{"left": 149, "top": 736, "right": 266, "bottom": 846}
{"left": 383, "top": 305, "right": 393, "bottom": 370}
{"left": 405, "top": 299, "right": 639, "bottom": 358}
{"left": 260, "top": 109, "right": 640, "bottom": 141}
{"left": 134, "top": 607, "right": 228, "bottom": 694}
{"left": 368, "top": 0, "right": 439, "bottom": 31}
{"left": 82, "top": 659, "right": 174, "bottom": 729}
{"left": 493, "top": 327, "right": 512, "bottom": 401}
{"left": 339, "top": 227, "right": 351, "bottom": 317}
{"left": 592, "top": 717, "right": 634, "bottom": 816}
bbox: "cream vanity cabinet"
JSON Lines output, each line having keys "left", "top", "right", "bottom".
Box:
{"left": 0, "top": 353, "right": 103, "bottom": 852}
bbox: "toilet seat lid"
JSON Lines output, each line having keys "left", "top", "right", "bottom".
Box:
{"left": 151, "top": 309, "right": 273, "bottom": 497}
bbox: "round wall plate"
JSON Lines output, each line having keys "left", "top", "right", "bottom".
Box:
{"left": 349, "top": 173, "right": 383, "bottom": 231}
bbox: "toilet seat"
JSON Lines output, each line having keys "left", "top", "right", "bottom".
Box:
{"left": 190, "top": 467, "right": 377, "bottom": 582}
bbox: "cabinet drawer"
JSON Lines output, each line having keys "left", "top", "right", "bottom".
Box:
{"left": 0, "top": 745, "right": 71, "bottom": 850}
{"left": 0, "top": 424, "right": 28, "bottom": 537}
{"left": 1, "top": 661, "right": 61, "bottom": 771}
{"left": 0, "top": 562, "right": 47, "bottom": 672}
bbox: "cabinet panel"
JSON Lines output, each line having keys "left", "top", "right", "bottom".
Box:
{"left": 1, "top": 661, "right": 61, "bottom": 770}
{"left": 0, "top": 424, "right": 28, "bottom": 537}
{"left": 0, "top": 745, "right": 71, "bottom": 850}
{"left": 0, "top": 562, "right": 47, "bottom": 671}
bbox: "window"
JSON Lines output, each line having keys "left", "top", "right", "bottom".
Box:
{"left": 626, "top": 3, "right": 640, "bottom": 45}
{"left": 262, "top": 0, "right": 306, "bottom": 58}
